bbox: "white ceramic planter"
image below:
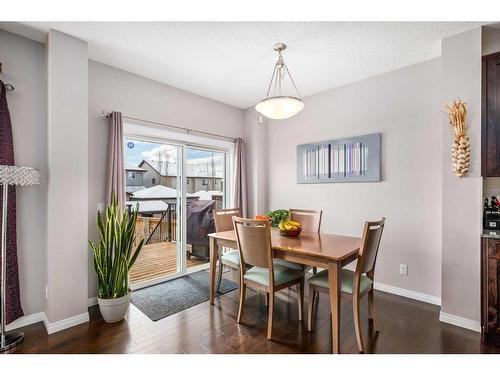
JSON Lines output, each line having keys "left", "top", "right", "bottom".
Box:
{"left": 97, "top": 293, "right": 131, "bottom": 323}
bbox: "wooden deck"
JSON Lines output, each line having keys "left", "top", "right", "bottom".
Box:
{"left": 130, "top": 241, "right": 205, "bottom": 285}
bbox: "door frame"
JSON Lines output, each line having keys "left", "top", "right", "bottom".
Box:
{"left": 123, "top": 124, "right": 234, "bottom": 290}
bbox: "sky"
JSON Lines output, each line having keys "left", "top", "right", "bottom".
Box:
{"left": 124, "top": 138, "right": 224, "bottom": 177}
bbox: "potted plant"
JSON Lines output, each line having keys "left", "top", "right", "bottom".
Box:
{"left": 89, "top": 197, "right": 144, "bottom": 323}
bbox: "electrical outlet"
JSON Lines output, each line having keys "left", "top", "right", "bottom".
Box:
{"left": 45, "top": 284, "right": 48, "bottom": 299}
{"left": 97, "top": 202, "right": 105, "bottom": 213}
{"left": 400, "top": 264, "right": 408, "bottom": 276}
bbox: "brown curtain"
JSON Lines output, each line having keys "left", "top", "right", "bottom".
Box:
{"left": 232, "top": 138, "right": 248, "bottom": 217}
{"left": 105, "top": 111, "right": 126, "bottom": 206}
{"left": 0, "top": 81, "right": 23, "bottom": 324}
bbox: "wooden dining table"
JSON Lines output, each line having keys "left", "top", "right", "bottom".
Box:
{"left": 208, "top": 228, "right": 361, "bottom": 354}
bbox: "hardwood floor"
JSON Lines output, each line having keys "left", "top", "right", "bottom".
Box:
{"left": 130, "top": 242, "right": 204, "bottom": 285}
{"left": 4, "top": 270, "right": 500, "bottom": 354}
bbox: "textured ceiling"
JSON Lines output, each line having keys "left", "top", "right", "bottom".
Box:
{"left": 10, "top": 22, "right": 486, "bottom": 108}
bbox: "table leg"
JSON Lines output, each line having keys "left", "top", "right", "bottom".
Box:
{"left": 209, "top": 236, "right": 217, "bottom": 305}
{"left": 328, "top": 262, "right": 341, "bottom": 354}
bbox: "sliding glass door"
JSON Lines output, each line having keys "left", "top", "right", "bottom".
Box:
{"left": 123, "top": 135, "right": 229, "bottom": 288}
{"left": 124, "top": 138, "right": 185, "bottom": 288}
{"left": 185, "top": 147, "right": 226, "bottom": 272}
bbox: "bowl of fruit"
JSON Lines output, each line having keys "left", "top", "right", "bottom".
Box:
{"left": 278, "top": 219, "right": 302, "bottom": 237}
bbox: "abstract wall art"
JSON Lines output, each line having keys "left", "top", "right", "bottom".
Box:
{"left": 297, "top": 133, "right": 381, "bottom": 183}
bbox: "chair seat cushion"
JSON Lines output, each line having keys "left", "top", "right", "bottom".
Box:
{"left": 273, "top": 258, "right": 306, "bottom": 272}
{"left": 308, "top": 269, "right": 372, "bottom": 294}
{"left": 221, "top": 249, "right": 240, "bottom": 266}
{"left": 244, "top": 263, "right": 304, "bottom": 287}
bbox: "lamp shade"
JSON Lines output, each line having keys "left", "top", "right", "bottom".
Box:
{"left": 0, "top": 165, "right": 40, "bottom": 186}
{"left": 255, "top": 96, "right": 304, "bottom": 120}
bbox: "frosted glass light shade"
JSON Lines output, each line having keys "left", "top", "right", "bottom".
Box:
{"left": 255, "top": 96, "right": 304, "bottom": 120}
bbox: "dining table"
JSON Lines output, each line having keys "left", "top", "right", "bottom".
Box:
{"left": 207, "top": 228, "right": 361, "bottom": 354}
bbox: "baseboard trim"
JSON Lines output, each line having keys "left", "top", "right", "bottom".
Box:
{"left": 88, "top": 297, "right": 98, "bottom": 307}
{"left": 43, "top": 312, "right": 90, "bottom": 335}
{"left": 439, "top": 311, "right": 481, "bottom": 333}
{"left": 5, "top": 312, "right": 45, "bottom": 331}
{"left": 373, "top": 282, "right": 441, "bottom": 306}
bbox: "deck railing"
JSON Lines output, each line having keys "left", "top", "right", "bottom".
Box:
{"left": 134, "top": 208, "right": 177, "bottom": 246}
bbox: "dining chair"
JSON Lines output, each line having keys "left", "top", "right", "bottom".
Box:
{"left": 213, "top": 207, "right": 241, "bottom": 292}
{"left": 274, "top": 208, "right": 323, "bottom": 273}
{"left": 307, "top": 217, "right": 386, "bottom": 353}
{"left": 233, "top": 217, "right": 305, "bottom": 340}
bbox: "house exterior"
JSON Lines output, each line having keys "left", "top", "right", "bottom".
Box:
{"left": 138, "top": 159, "right": 223, "bottom": 194}
{"left": 125, "top": 165, "right": 147, "bottom": 198}
{"left": 126, "top": 165, "right": 147, "bottom": 186}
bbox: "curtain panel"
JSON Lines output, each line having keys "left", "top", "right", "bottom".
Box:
{"left": 105, "top": 111, "right": 126, "bottom": 206}
{"left": 232, "top": 138, "right": 248, "bottom": 217}
{"left": 0, "top": 81, "right": 23, "bottom": 324}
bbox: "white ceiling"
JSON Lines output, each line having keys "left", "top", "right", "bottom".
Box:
{"left": 7, "top": 22, "right": 486, "bottom": 108}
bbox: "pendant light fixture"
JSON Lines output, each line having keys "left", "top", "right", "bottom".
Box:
{"left": 255, "top": 43, "right": 304, "bottom": 120}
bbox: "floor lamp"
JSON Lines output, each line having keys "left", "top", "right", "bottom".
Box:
{"left": 0, "top": 165, "right": 40, "bottom": 352}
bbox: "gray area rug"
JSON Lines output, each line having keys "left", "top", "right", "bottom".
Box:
{"left": 131, "top": 270, "right": 238, "bottom": 321}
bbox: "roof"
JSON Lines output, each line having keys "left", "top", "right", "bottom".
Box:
{"left": 131, "top": 185, "right": 198, "bottom": 200}
{"left": 125, "top": 164, "right": 147, "bottom": 172}
{"left": 126, "top": 185, "right": 147, "bottom": 194}
{"left": 126, "top": 200, "right": 168, "bottom": 214}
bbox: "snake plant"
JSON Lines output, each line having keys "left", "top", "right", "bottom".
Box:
{"left": 89, "top": 196, "right": 144, "bottom": 299}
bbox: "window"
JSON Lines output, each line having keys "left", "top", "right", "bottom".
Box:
{"left": 152, "top": 177, "right": 156, "bottom": 185}
{"left": 202, "top": 178, "right": 208, "bottom": 186}
{"left": 128, "top": 171, "right": 136, "bottom": 179}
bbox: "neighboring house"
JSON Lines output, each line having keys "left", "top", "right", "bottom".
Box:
{"left": 139, "top": 159, "right": 223, "bottom": 194}
{"left": 126, "top": 165, "right": 147, "bottom": 187}
{"left": 138, "top": 160, "right": 163, "bottom": 188}
{"left": 125, "top": 165, "right": 147, "bottom": 199}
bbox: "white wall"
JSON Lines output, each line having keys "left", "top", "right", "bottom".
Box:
{"left": 264, "top": 58, "right": 443, "bottom": 299}
{"left": 46, "top": 30, "right": 89, "bottom": 325}
{"left": 0, "top": 30, "right": 47, "bottom": 317}
{"left": 87, "top": 61, "right": 244, "bottom": 298}
{"left": 440, "top": 28, "right": 482, "bottom": 325}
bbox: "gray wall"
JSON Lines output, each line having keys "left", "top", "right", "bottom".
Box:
{"left": 46, "top": 30, "right": 89, "bottom": 324}
{"left": 0, "top": 30, "right": 47, "bottom": 318}
{"left": 440, "top": 28, "right": 482, "bottom": 324}
{"left": 126, "top": 170, "right": 144, "bottom": 186}
{"left": 261, "top": 58, "right": 443, "bottom": 299}
{"left": 88, "top": 60, "right": 244, "bottom": 298}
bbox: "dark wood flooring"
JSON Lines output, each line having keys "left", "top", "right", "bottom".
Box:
{"left": 4, "top": 270, "right": 500, "bottom": 354}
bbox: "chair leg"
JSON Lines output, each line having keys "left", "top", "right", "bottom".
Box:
{"left": 307, "top": 284, "right": 315, "bottom": 331}
{"left": 298, "top": 280, "right": 304, "bottom": 321}
{"left": 267, "top": 293, "right": 275, "bottom": 340}
{"left": 368, "top": 288, "right": 379, "bottom": 332}
{"left": 216, "top": 260, "right": 224, "bottom": 293}
{"left": 237, "top": 282, "right": 246, "bottom": 324}
{"left": 353, "top": 296, "right": 364, "bottom": 353}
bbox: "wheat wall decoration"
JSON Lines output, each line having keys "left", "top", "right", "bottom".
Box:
{"left": 445, "top": 99, "right": 470, "bottom": 178}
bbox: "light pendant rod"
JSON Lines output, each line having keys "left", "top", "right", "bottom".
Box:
{"left": 263, "top": 43, "right": 301, "bottom": 100}
{"left": 255, "top": 42, "right": 304, "bottom": 120}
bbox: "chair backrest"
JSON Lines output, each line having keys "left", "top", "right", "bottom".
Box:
{"left": 232, "top": 217, "right": 273, "bottom": 270}
{"left": 289, "top": 209, "right": 322, "bottom": 233}
{"left": 355, "top": 217, "right": 386, "bottom": 276}
{"left": 214, "top": 207, "right": 241, "bottom": 232}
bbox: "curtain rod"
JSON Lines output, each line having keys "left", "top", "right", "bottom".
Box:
{"left": 102, "top": 111, "right": 246, "bottom": 143}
